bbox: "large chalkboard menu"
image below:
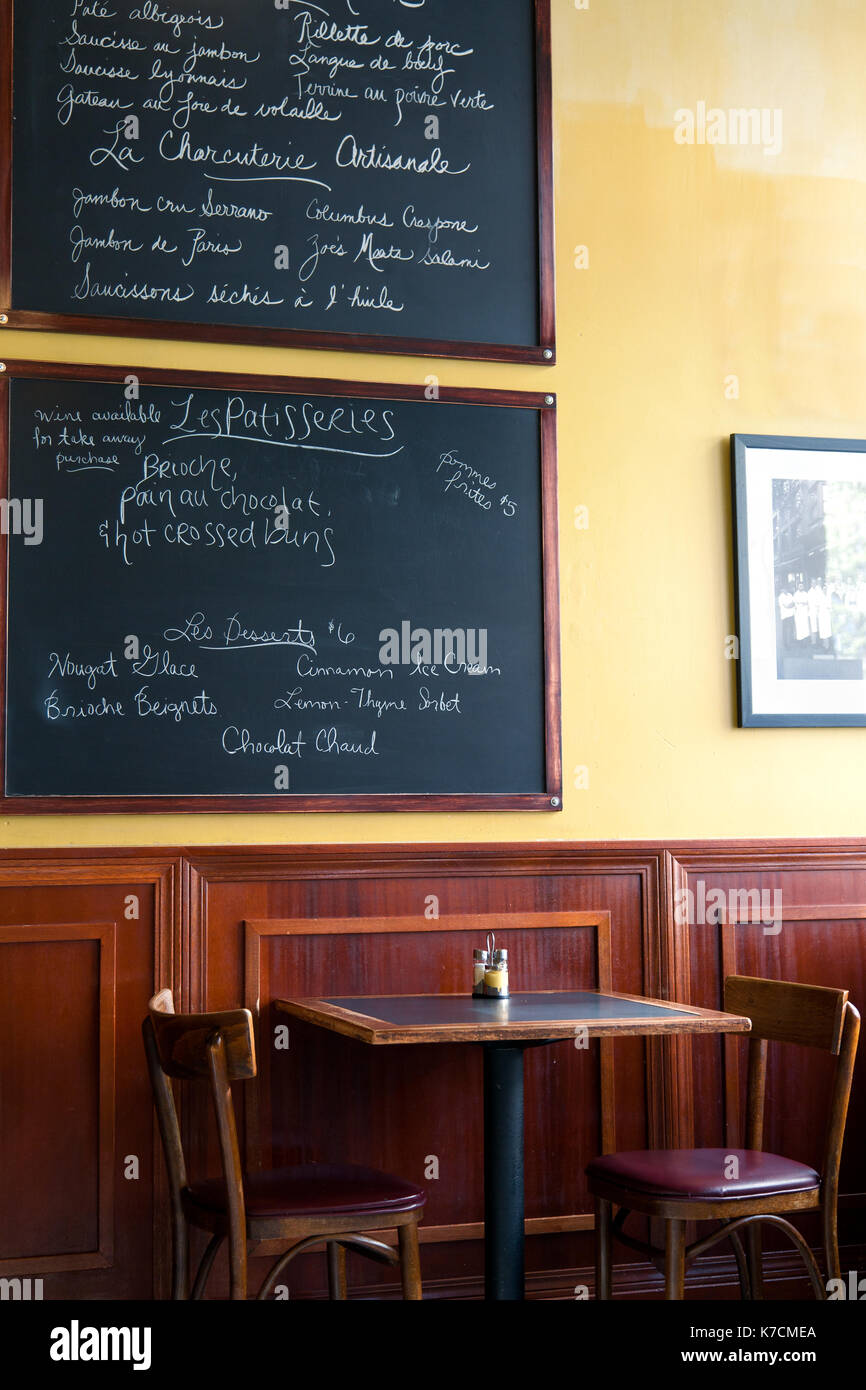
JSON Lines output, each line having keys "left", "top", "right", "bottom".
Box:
{"left": 0, "top": 361, "right": 561, "bottom": 811}
{"left": 1, "top": 0, "right": 554, "bottom": 362}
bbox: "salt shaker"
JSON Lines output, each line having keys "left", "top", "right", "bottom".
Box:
{"left": 472, "top": 947, "right": 489, "bottom": 996}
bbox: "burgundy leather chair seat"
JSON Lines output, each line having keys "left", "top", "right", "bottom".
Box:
{"left": 586, "top": 1148, "right": 820, "bottom": 1201}
{"left": 185, "top": 1163, "right": 426, "bottom": 1220}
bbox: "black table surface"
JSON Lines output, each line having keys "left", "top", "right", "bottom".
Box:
{"left": 276, "top": 988, "right": 751, "bottom": 1044}
{"left": 323, "top": 990, "right": 694, "bottom": 1026}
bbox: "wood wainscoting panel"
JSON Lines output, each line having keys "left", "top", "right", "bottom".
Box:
{"left": 0, "top": 857, "right": 180, "bottom": 1299}
{"left": 244, "top": 912, "right": 615, "bottom": 1217}
{"left": 672, "top": 846, "right": 866, "bottom": 1269}
{"left": 187, "top": 846, "right": 660, "bottom": 1297}
{"left": 0, "top": 839, "right": 863, "bottom": 1300}
{"left": 0, "top": 923, "right": 114, "bottom": 1269}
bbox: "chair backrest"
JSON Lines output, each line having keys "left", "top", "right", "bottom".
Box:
{"left": 725, "top": 975, "right": 850, "bottom": 1052}
{"left": 146, "top": 988, "right": 256, "bottom": 1080}
{"left": 142, "top": 990, "right": 257, "bottom": 1298}
{"left": 724, "top": 975, "right": 860, "bottom": 1192}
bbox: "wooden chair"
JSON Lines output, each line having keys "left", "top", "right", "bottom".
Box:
{"left": 143, "top": 989, "right": 425, "bottom": 1300}
{"left": 586, "top": 975, "right": 860, "bottom": 1300}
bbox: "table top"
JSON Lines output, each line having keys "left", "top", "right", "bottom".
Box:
{"left": 275, "top": 989, "right": 752, "bottom": 1046}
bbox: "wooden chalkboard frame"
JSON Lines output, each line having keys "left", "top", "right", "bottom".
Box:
{"left": 0, "top": 358, "right": 561, "bottom": 813}
{"left": 0, "top": 1, "right": 555, "bottom": 365}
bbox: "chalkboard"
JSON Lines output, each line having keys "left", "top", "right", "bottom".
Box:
{"left": 1, "top": 0, "right": 554, "bottom": 363}
{"left": 0, "top": 361, "right": 561, "bottom": 811}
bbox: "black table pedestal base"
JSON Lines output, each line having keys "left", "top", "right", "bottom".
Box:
{"left": 482, "top": 1042, "right": 528, "bottom": 1300}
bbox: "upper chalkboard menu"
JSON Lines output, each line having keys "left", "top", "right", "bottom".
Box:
{"left": 0, "top": 361, "right": 560, "bottom": 811}
{"left": 1, "top": 0, "right": 554, "bottom": 362}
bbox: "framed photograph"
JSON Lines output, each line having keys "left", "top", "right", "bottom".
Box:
{"left": 733, "top": 433, "right": 866, "bottom": 726}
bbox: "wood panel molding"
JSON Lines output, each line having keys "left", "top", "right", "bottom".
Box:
{"left": 667, "top": 853, "right": 866, "bottom": 1178}
{"left": 0, "top": 854, "right": 181, "bottom": 996}
{"left": 0, "top": 857, "right": 181, "bottom": 1298}
{"left": 0, "top": 922, "right": 115, "bottom": 1274}
{"left": 243, "top": 911, "right": 617, "bottom": 1245}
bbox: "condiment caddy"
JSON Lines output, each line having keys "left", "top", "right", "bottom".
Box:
{"left": 473, "top": 932, "right": 509, "bottom": 998}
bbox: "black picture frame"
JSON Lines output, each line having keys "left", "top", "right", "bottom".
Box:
{"left": 733, "top": 432, "right": 866, "bottom": 727}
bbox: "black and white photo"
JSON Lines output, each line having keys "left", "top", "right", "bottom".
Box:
{"left": 734, "top": 433, "right": 866, "bottom": 725}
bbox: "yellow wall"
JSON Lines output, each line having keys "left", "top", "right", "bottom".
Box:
{"left": 4, "top": 0, "right": 866, "bottom": 848}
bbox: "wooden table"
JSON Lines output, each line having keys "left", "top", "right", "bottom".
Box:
{"left": 276, "top": 989, "right": 751, "bottom": 1300}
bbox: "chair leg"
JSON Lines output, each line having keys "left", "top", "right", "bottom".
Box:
{"left": 171, "top": 1218, "right": 189, "bottom": 1300}
{"left": 823, "top": 1200, "right": 841, "bottom": 1285}
{"left": 191, "top": 1233, "right": 224, "bottom": 1301}
{"left": 398, "top": 1221, "right": 422, "bottom": 1300}
{"left": 327, "top": 1241, "right": 348, "bottom": 1300}
{"left": 747, "top": 1223, "right": 764, "bottom": 1300}
{"left": 228, "top": 1237, "right": 248, "bottom": 1302}
{"left": 594, "top": 1197, "right": 613, "bottom": 1300}
{"left": 665, "top": 1220, "right": 686, "bottom": 1300}
{"left": 729, "top": 1230, "right": 751, "bottom": 1301}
